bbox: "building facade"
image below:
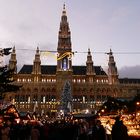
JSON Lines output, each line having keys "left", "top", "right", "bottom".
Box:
{"left": 7, "top": 5, "right": 140, "bottom": 115}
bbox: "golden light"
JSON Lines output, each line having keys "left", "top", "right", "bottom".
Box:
{"left": 101, "top": 109, "right": 105, "bottom": 113}
{"left": 15, "top": 118, "right": 20, "bottom": 124}
{"left": 85, "top": 109, "right": 89, "bottom": 114}
{"left": 137, "top": 113, "right": 140, "bottom": 116}
{"left": 40, "top": 51, "right": 73, "bottom": 61}
{"left": 136, "top": 102, "right": 140, "bottom": 105}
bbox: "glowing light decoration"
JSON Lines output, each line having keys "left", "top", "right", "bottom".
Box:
{"left": 40, "top": 51, "right": 57, "bottom": 60}
{"left": 40, "top": 51, "right": 73, "bottom": 60}
{"left": 57, "top": 52, "right": 73, "bottom": 60}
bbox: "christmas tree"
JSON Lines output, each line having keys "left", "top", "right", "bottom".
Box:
{"left": 60, "top": 81, "right": 73, "bottom": 115}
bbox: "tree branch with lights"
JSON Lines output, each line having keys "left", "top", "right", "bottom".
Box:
{"left": 0, "top": 48, "right": 22, "bottom": 101}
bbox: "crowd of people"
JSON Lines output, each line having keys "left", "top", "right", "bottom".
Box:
{"left": 91, "top": 116, "right": 128, "bottom": 140}
{"left": 0, "top": 116, "right": 131, "bottom": 140}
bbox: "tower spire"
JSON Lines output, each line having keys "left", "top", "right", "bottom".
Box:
{"left": 86, "top": 48, "right": 95, "bottom": 83}
{"left": 32, "top": 47, "right": 41, "bottom": 75}
{"left": 62, "top": 3, "right": 66, "bottom": 16}
{"left": 9, "top": 46, "right": 17, "bottom": 74}
{"left": 57, "top": 4, "right": 72, "bottom": 71}
{"left": 108, "top": 49, "right": 119, "bottom": 84}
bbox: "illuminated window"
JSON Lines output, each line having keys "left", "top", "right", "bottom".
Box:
{"left": 27, "top": 96, "right": 30, "bottom": 103}
{"left": 73, "top": 79, "right": 75, "bottom": 83}
{"left": 47, "top": 79, "right": 51, "bottom": 82}
{"left": 17, "top": 79, "right": 21, "bottom": 82}
{"left": 42, "top": 79, "right": 46, "bottom": 82}
{"left": 43, "top": 96, "right": 45, "bottom": 103}
{"left": 62, "top": 58, "right": 67, "bottom": 70}
{"left": 83, "top": 79, "right": 85, "bottom": 83}
{"left": 28, "top": 79, "right": 31, "bottom": 82}
{"left": 52, "top": 79, "right": 56, "bottom": 82}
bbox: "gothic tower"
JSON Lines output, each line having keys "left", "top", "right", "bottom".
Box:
{"left": 9, "top": 46, "right": 17, "bottom": 74}
{"left": 32, "top": 47, "right": 41, "bottom": 82}
{"left": 56, "top": 4, "right": 73, "bottom": 100}
{"left": 86, "top": 48, "right": 95, "bottom": 83}
{"left": 57, "top": 4, "right": 72, "bottom": 71}
{"left": 108, "top": 49, "right": 119, "bottom": 84}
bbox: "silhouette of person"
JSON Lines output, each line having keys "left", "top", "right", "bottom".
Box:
{"left": 111, "top": 116, "right": 128, "bottom": 140}
{"left": 92, "top": 119, "right": 106, "bottom": 140}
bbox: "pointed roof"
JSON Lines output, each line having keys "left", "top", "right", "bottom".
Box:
{"left": 60, "top": 3, "right": 68, "bottom": 23}
{"left": 36, "top": 46, "right": 39, "bottom": 53}
{"left": 12, "top": 46, "right": 16, "bottom": 53}
{"left": 88, "top": 48, "right": 91, "bottom": 55}
{"left": 57, "top": 3, "right": 71, "bottom": 52}
{"left": 34, "top": 46, "right": 40, "bottom": 59}
{"left": 108, "top": 48, "right": 115, "bottom": 63}
{"left": 109, "top": 49, "right": 113, "bottom": 55}
{"left": 86, "top": 48, "right": 93, "bottom": 63}
{"left": 9, "top": 46, "right": 17, "bottom": 61}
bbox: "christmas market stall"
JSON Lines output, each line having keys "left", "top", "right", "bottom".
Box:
{"left": 0, "top": 104, "right": 19, "bottom": 122}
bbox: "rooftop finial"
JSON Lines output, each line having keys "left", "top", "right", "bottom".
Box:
{"left": 13, "top": 46, "right": 16, "bottom": 53}
{"left": 88, "top": 48, "right": 91, "bottom": 54}
{"left": 110, "top": 48, "right": 113, "bottom": 55}
{"left": 63, "top": 3, "right": 65, "bottom": 10}
{"left": 62, "top": 3, "right": 66, "bottom": 15}
{"left": 105, "top": 48, "right": 113, "bottom": 55}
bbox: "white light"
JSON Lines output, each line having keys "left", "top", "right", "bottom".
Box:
{"left": 85, "top": 109, "right": 89, "bottom": 114}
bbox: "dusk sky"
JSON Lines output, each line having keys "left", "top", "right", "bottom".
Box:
{"left": 0, "top": 0, "right": 140, "bottom": 78}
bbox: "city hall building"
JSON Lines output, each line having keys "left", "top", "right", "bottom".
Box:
{"left": 7, "top": 5, "right": 140, "bottom": 115}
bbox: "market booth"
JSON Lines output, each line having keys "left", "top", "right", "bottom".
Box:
{"left": 0, "top": 104, "right": 19, "bottom": 121}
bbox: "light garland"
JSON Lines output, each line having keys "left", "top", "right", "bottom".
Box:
{"left": 40, "top": 51, "right": 73, "bottom": 60}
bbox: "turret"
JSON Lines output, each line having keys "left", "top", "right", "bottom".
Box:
{"left": 86, "top": 48, "right": 95, "bottom": 83}
{"left": 9, "top": 46, "right": 17, "bottom": 74}
{"left": 32, "top": 47, "right": 41, "bottom": 82}
{"left": 108, "top": 49, "right": 119, "bottom": 84}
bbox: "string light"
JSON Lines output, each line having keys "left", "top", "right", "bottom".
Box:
{"left": 15, "top": 48, "right": 140, "bottom": 55}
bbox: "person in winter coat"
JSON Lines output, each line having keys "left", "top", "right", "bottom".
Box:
{"left": 31, "top": 125, "right": 40, "bottom": 140}
{"left": 92, "top": 120, "right": 106, "bottom": 140}
{"left": 105, "top": 120, "right": 112, "bottom": 140}
{"left": 111, "top": 116, "right": 128, "bottom": 140}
